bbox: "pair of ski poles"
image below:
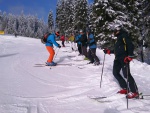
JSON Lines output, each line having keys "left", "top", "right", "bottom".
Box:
{"left": 100, "top": 54, "right": 149, "bottom": 109}
{"left": 99, "top": 53, "right": 131, "bottom": 109}
{"left": 100, "top": 53, "right": 106, "bottom": 88}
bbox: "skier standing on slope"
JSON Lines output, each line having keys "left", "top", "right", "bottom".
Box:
{"left": 86, "top": 28, "right": 100, "bottom": 65}
{"left": 75, "top": 30, "right": 82, "bottom": 56}
{"left": 60, "top": 34, "right": 65, "bottom": 47}
{"left": 68, "top": 33, "right": 75, "bottom": 51}
{"left": 45, "top": 31, "right": 61, "bottom": 66}
{"left": 103, "top": 25, "right": 139, "bottom": 99}
{"left": 77, "top": 29, "right": 88, "bottom": 60}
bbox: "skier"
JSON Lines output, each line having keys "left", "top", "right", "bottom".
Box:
{"left": 103, "top": 25, "right": 139, "bottom": 99}
{"left": 75, "top": 31, "right": 82, "bottom": 55}
{"left": 86, "top": 29, "right": 100, "bottom": 65}
{"left": 60, "top": 34, "right": 65, "bottom": 47}
{"left": 68, "top": 33, "right": 75, "bottom": 51}
{"left": 45, "top": 31, "right": 61, "bottom": 66}
{"left": 14, "top": 32, "right": 17, "bottom": 37}
{"left": 77, "top": 29, "right": 88, "bottom": 60}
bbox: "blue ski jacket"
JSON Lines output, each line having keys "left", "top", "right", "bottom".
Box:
{"left": 45, "top": 33, "right": 59, "bottom": 47}
{"left": 75, "top": 34, "right": 82, "bottom": 45}
{"left": 88, "top": 33, "right": 97, "bottom": 48}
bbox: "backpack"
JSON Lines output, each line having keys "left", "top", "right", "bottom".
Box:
{"left": 41, "top": 32, "right": 51, "bottom": 44}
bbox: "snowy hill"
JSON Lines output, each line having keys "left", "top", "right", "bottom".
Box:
{"left": 0, "top": 35, "right": 150, "bottom": 113}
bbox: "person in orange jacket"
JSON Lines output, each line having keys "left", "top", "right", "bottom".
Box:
{"left": 45, "top": 31, "right": 61, "bottom": 66}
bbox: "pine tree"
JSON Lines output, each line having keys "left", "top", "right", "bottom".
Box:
{"left": 1, "top": 10, "right": 48, "bottom": 38}
{"left": 136, "top": 0, "right": 150, "bottom": 63}
{"left": 48, "top": 10, "right": 54, "bottom": 33}
{"left": 2, "top": 12, "right": 8, "bottom": 32}
{"left": 64, "top": 0, "right": 75, "bottom": 34}
{"left": 91, "top": 0, "right": 117, "bottom": 48}
{"left": 91, "top": 0, "right": 145, "bottom": 48}
{"left": 0, "top": 10, "right": 3, "bottom": 30}
{"left": 56, "top": 0, "right": 66, "bottom": 34}
{"left": 74, "top": 0, "right": 88, "bottom": 31}
{"left": 56, "top": 0, "right": 75, "bottom": 35}
{"left": 6, "top": 14, "right": 16, "bottom": 34}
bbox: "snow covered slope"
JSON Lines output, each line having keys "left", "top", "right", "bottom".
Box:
{"left": 0, "top": 35, "right": 150, "bottom": 113}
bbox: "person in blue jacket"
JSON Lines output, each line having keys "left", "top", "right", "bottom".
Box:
{"left": 87, "top": 29, "right": 100, "bottom": 65}
{"left": 45, "top": 31, "right": 61, "bottom": 66}
{"left": 75, "top": 31, "right": 82, "bottom": 55}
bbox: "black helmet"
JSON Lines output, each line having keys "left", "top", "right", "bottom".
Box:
{"left": 86, "top": 28, "right": 91, "bottom": 33}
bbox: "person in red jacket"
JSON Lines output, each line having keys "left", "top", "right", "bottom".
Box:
{"left": 60, "top": 34, "right": 65, "bottom": 47}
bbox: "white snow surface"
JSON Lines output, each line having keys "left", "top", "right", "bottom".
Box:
{"left": 0, "top": 35, "right": 150, "bottom": 113}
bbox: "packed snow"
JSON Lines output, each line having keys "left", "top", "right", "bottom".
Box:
{"left": 0, "top": 35, "right": 150, "bottom": 113}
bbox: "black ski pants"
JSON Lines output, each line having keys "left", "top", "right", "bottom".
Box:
{"left": 62, "top": 41, "right": 65, "bottom": 47}
{"left": 87, "top": 48, "right": 99, "bottom": 63}
{"left": 113, "top": 58, "right": 138, "bottom": 93}
{"left": 81, "top": 46, "right": 88, "bottom": 57}
{"left": 77, "top": 44, "right": 82, "bottom": 54}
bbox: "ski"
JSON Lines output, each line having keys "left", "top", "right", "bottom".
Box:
{"left": 88, "top": 93, "right": 117, "bottom": 99}
{"left": 78, "top": 66, "right": 85, "bottom": 69}
{"left": 34, "top": 63, "right": 72, "bottom": 67}
{"left": 77, "top": 64, "right": 102, "bottom": 69}
{"left": 89, "top": 92, "right": 147, "bottom": 103}
{"left": 67, "top": 55, "right": 76, "bottom": 57}
{"left": 71, "top": 59, "right": 83, "bottom": 61}
{"left": 88, "top": 93, "right": 126, "bottom": 103}
{"left": 138, "top": 93, "right": 150, "bottom": 99}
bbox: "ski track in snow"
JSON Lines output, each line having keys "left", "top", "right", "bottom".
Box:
{"left": 0, "top": 35, "right": 150, "bottom": 113}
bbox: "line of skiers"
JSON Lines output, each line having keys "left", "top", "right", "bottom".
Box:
{"left": 43, "top": 25, "right": 139, "bottom": 99}
{"left": 59, "top": 29, "right": 100, "bottom": 65}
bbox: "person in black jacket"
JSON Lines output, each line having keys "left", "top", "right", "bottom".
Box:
{"left": 78, "top": 30, "right": 88, "bottom": 60}
{"left": 103, "top": 26, "right": 139, "bottom": 99}
{"left": 75, "top": 31, "right": 82, "bottom": 55}
{"left": 87, "top": 29, "right": 100, "bottom": 65}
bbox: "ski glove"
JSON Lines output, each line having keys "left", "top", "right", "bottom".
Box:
{"left": 103, "top": 48, "right": 111, "bottom": 54}
{"left": 124, "top": 56, "right": 132, "bottom": 63}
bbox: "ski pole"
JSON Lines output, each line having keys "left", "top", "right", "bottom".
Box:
{"left": 53, "top": 48, "right": 60, "bottom": 61}
{"left": 100, "top": 53, "right": 106, "bottom": 88}
{"left": 126, "top": 63, "right": 129, "bottom": 109}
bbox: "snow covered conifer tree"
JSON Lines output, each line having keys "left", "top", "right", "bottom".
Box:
{"left": 91, "top": 0, "right": 118, "bottom": 48}
{"left": 48, "top": 10, "right": 54, "bottom": 33}
{"left": 74, "top": 0, "right": 88, "bottom": 31}
{"left": 6, "top": 14, "right": 16, "bottom": 34}
{"left": 56, "top": 0, "right": 66, "bottom": 34}
{"left": 136, "top": 0, "right": 150, "bottom": 63}
{"left": 56, "top": 0, "right": 75, "bottom": 35}
{"left": 63, "top": 0, "right": 75, "bottom": 34}
{"left": 91, "top": 0, "right": 145, "bottom": 48}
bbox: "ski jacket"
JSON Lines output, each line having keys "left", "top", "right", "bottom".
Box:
{"left": 68, "top": 35, "right": 75, "bottom": 42}
{"left": 60, "top": 35, "right": 65, "bottom": 41}
{"left": 112, "top": 29, "right": 134, "bottom": 59}
{"left": 45, "top": 33, "right": 59, "bottom": 47}
{"left": 87, "top": 33, "right": 97, "bottom": 49}
{"left": 78, "top": 34, "right": 88, "bottom": 46}
{"left": 75, "top": 34, "right": 82, "bottom": 45}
